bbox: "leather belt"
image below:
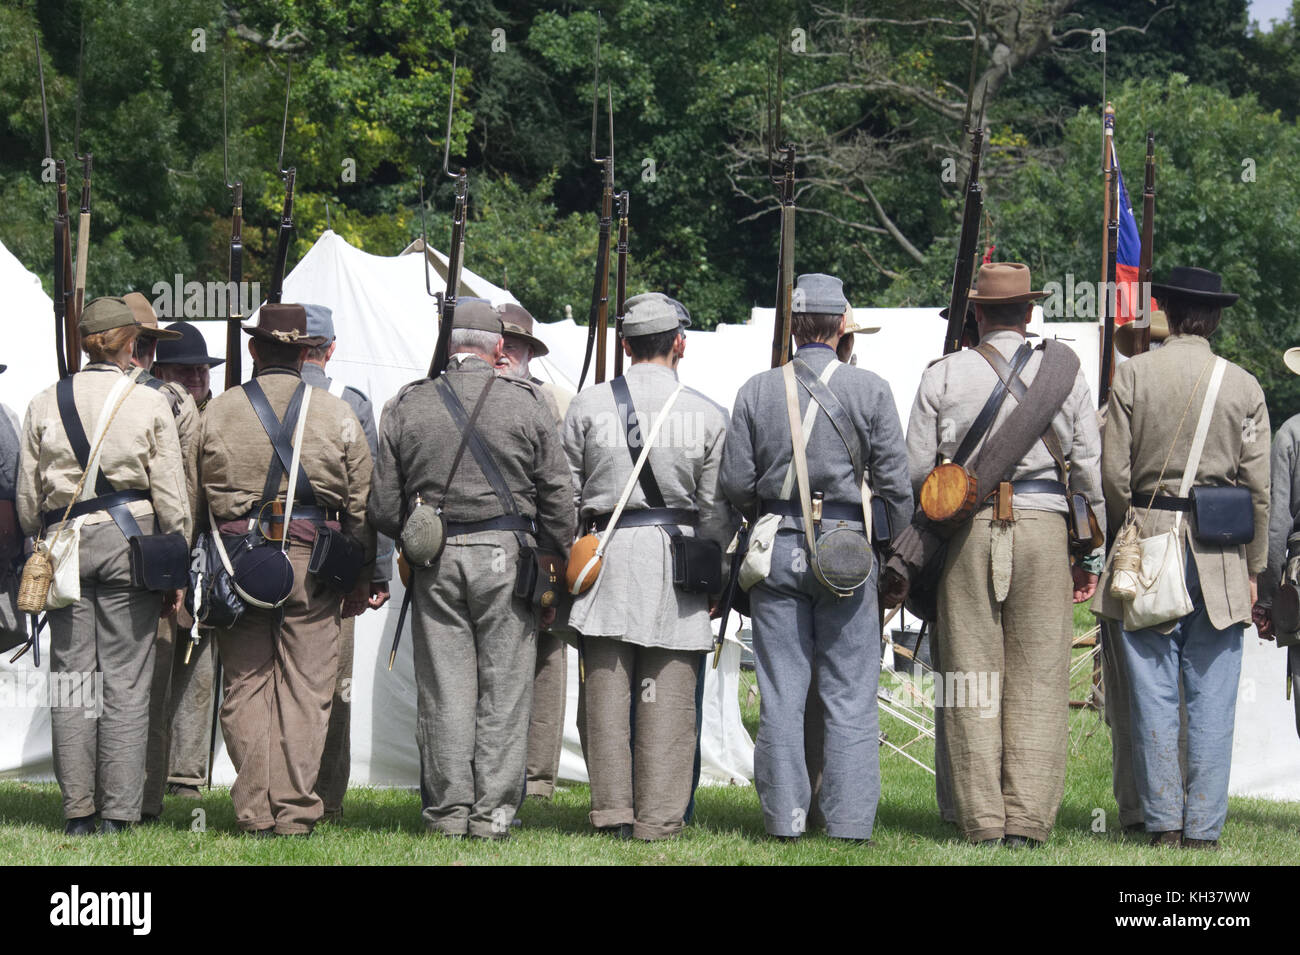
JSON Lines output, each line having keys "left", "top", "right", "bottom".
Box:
{"left": 1007, "top": 479, "right": 1067, "bottom": 496}
{"left": 446, "top": 514, "right": 536, "bottom": 537}
{"left": 242, "top": 503, "right": 340, "bottom": 525}
{"left": 761, "top": 498, "right": 862, "bottom": 522}
{"left": 43, "top": 489, "right": 151, "bottom": 529}
{"left": 592, "top": 507, "right": 697, "bottom": 532}
{"left": 1146, "top": 494, "right": 1190, "bottom": 512}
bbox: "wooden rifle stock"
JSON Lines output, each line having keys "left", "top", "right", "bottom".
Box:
{"left": 1135, "top": 131, "right": 1155, "bottom": 357}
{"left": 594, "top": 166, "right": 614, "bottom": 384}
{"left": 428, "top": 169, "right": 467, "bottom": 378}
{"left": 267, "top": 168, "right": 295, "bottom": 305}
{"left": 225, "top": 182, "right": 244, "bottom": 390}
{"left": 73, "top": 154, "right": 91, "bottom": 351}
{"left": 944, "top": 127, "right": 984, "bottom": 355}
{"left": 614, "top": 190, "right": 629, "bottom": 378}
{"left": 53, "top": 203, "right": 69, "bottom": 381}
{"left": 770, "top": 145, "right": 795, "bottom": 369}
{"left": 57, "top": 162, "right": 78, "bottom": 374}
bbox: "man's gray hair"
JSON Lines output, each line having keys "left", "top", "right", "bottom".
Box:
{"left": 448, "top": 328, "right": 502, "bottom": 356}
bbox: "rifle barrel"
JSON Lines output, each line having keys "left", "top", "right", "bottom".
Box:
{"left": 1136, "top": 131, "right": 1155, "bottom": 357}
{"left": 225, "top": 183, "right": 244, "bottom": 390}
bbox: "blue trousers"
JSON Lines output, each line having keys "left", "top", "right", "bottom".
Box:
{"left": 750, "top": 530, "right": 880, "bottom": 839}
{"left": 1121, "top": 553, "right": 1243, "bottom": 841}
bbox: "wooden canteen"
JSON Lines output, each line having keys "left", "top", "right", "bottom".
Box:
{"left": 920, "top": 461, "right": 978, "bottom": 524}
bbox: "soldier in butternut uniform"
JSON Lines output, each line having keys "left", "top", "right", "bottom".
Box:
{"left": 121, "top": 294, "right": 202, "bottom": 823}
{"left": 1094, "top": 267, "right": 1269, "bottom": 849}
{"left": 197, "top": 304, "right": 376, "bottom": 837}
{"left": 495, "top": 302, "right": 574, "bottom": 799}
{"left": 905, "top": 263, "right": 1103, "bottom": 847}
{"left": 18, "top": 297, "right": 190, "bottom": 834}
{"left": 368, "top": 301, "right": 574, "bottom": 839}
{"left": 564, "top": 292, "right": 736, "bottom": 841}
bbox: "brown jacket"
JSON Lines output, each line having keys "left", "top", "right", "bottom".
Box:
{"left": 197, "top": 365, "right": 375, "bottom": 569}
{"left": 1093, "top": 334, "right": 1270, "bottom": 629}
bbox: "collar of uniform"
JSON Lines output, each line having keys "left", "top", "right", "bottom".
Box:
{"left": 979, "top": 329, "right": 1028, "bottom": 347}
{"left": 450, "top": 354, "right": 494, "bottom": 371}
{"left": 626, "top": 361, "right": 679, "bottom": 382}
{"left": 796, "top": 342, "right": 835, "bottom": 354}
{"left": 85, "top": 362, "right": 126, "bottom": 375}
{"left": 300, "top": 362, "right": 329, "bottom": 387}
{"left": 1162, "top": 333, "right": 1212, "bottom": 352}
{"left": 255, "top": 365, "right": 302, "bottom": 379}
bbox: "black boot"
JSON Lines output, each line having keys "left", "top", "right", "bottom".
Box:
{"left": 98, "top": 818, "right": 133, "bottom": 834}
{"left": 63, "top": 815, "right": 96, "bottom": 836}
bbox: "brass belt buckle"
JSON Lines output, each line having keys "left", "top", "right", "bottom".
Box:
{"left": 811, "top": 491, "right": 824, "bottom": 525}
{"left": 257, "top": 500, "right": 286, "bottom": 542}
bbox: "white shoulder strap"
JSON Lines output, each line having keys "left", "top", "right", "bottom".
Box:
{"left": 279, "top": 384, "right": 313, "bottom": 552}
{"left": 778, "top": 360, "right": 839, "bottom": 498}
{"left": 81, "top": 375, "right": 136, "bottom": 503}
{"left": 1175, "top": 357, "right": 1227, "bottom": 527}
{"left": 597, "top": 384, "right": 684, "bottom": 557}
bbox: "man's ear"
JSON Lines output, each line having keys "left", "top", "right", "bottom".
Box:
{"left": 837, "top": 312, "right": 848, "bottom": 339}
{"left": 494, "top": 336, "right": 506, "bottom": 362}
{"left": 326, "top": 341, "right": 338, "bottom": 362}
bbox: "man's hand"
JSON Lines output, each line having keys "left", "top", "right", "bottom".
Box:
{"left": 540, "top": 606, "right": 557, "bottom": 628}
{"left": 1252, "top": 601, "right": 1274, "bottom": 640}
{"left": 368, "top": 582, "right": 391, "bottom": 610}
{"left": 161, "top": 589, "right": 183, "bottom": 620}
{"left": 708, "top": 595, "right": 722, "bottom": 619}
{"left": 341, "top": 580, "right": 369, "bottom": 618}
{"left": 1250, "top": 574, "right": 1258, "bottom": 608}
{"left": 1071, "top": 567, "right": 1098, "bottom": 604}
{"left": 880, "top": 568, "right": 909, "bottom": 610}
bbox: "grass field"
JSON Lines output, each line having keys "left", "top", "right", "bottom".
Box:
{"left": 1, "top": 607, "right": 1294, "bottom": 865}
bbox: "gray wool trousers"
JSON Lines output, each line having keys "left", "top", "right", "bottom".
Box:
{"left": 750, "top": 529, "right": 881, "bottom": 840}
{"left": 48, "top": 521, "right": 160, "bottom": 822}
{"left": 411, "top": 537, "right": 536, "bottom": 838}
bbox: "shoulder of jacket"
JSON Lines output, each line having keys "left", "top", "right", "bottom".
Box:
{"left": 679, "top": 383, "right": 729, "bottom": 419}
{"left": 499, "top": 374, "right": 543, "bottom": 400}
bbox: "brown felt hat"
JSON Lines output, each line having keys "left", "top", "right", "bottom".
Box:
{"left": 967, "top": 262, "right": 1046, "bottom": 304}
{"left": 242, "top": 303, "right": 328, "bottom": 347}
{"left": 497, "top": 303, "right": 549, "bottom": 357}
{"left": 123, "top": 292, "right": 182, "bottom": 340}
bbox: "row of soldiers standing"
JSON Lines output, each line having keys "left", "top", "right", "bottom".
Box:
{"left": 9, "top": 255, "right": 1270, "bottom": 848}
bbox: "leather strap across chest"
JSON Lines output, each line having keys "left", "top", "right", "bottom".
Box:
{"left": 973, "top": 342, "right": 1069, "bottom": 487}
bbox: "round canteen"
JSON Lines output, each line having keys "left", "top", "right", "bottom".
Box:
{"left": 401, "top": 504, "right": 447, "bottom": 568}
{"left": 230, "top": 547, "right": 295, "bottom": 609}
{"left": 566, "top": 534, "right": 602, "bottom": 595}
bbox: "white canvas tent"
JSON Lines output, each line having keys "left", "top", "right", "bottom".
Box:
{"left": 1, "top": 229, "right": 1297, "bottom": 802}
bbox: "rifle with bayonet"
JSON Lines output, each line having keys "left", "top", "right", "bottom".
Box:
{"left": 577, "top": 17, "right": 614, "bottom": 391}
{"left": 70, "top": 17, "right": 90, "bottom": 362}
{"left": 767, "top": 40, "right": 794, "bottom": 369}
{"left": 1133, "top": 130, "right": 1155, "bottom": 357}
{"left": 427, "top": 54, "right": 467, "bottom": 379}
{"left": 613, "top": 190, "right": 629, "bottom": 377}
{"left": 1097, "top": 104, "right": 1119, "bottom": 408}
{"left": 942, "top": 5, "right": 986, "bottom": 356}
{"left": 266, "top": 61, "right": 294, "bottom": 306}
{"left": 222, "top": 43, "right": 244, "bottom": 390}
{"left": 36, "top": 34, "right": 70, "bottom": 380}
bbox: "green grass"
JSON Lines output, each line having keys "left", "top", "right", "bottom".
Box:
{"left": 1, "top": 609, "right": 1294, "bottom": 864}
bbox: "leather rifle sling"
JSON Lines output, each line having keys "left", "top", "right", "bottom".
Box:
{"left": 973, "top": 343, "right": 1069, "bottom": 486}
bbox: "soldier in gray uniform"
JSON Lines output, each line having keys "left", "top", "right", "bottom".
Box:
{"left": 720, "top": 273, "right": 912, "bottom": 842}
{"left": 564, "top": 292, "right": 735, "bottom": 840}
{"left": 300, "top": 304, "right": 392, "bottom": 821}
{"left": 495, "top": 302, "right": 574, "bottom": 799}
{"left": 368, "top": 301, "right": 575, "bottom": 838}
